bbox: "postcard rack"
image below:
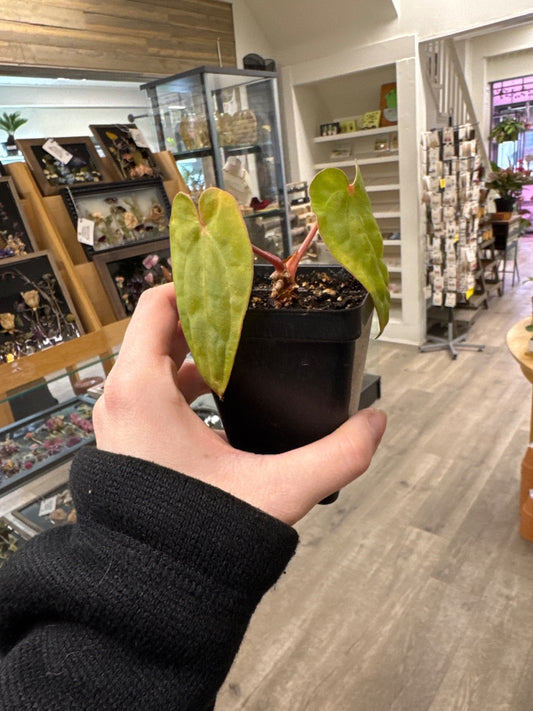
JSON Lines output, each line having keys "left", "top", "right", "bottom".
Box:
{"left": 419, "top": 123, "right": 488, "bottom": 358}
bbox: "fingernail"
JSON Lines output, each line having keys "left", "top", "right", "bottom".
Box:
{"left": 365, "top": 408, "right": 387, "bottom": 444}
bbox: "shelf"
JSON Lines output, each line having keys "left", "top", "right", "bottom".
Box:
{"left": 386, "top": 266, "right": 402, "bottom": 274}
{"left": 366, "top": 183, "right": 400, "bottom": 192}
{"left": 383, "top": 239, "right": 402, "bottom": 246}
{"left": 313, "top": 126, "right": 398, "bottom": 143}
{"left": 375, "top": 210, "right": 401, "bottom": 219}
{"left": 314, "top": 152, "right": 399, "bottom": 170}
{"left": 389, "top": 292, "right": 402, "bottom": 300}
{"left": 243, "top": 207, "right": 284, "bottom": 220}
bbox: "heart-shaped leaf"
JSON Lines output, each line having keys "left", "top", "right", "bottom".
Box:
{"left": 309, "top": 166, "right": 390, "bottom": 334}
{"left": 169, "top": 188, "right": 253, "bottom": 397}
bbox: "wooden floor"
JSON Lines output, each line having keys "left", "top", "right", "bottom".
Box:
{"left": 216, "top": 239, "right": 533, "bottom": 711}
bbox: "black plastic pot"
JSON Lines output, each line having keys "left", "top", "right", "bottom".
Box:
{"left": 214, "top": 265, "right": 373, "bottom": 501}
{"left": 494, "top": 197, "right": 517, "bottom": 213}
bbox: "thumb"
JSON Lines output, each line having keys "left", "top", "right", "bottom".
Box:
{"left": 262, "top": 408, "right": 387, "bottom": 525}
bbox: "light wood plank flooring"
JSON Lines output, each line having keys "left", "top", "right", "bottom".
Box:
{"left": 216, "top": 238, "right": 533, "bottom": 711}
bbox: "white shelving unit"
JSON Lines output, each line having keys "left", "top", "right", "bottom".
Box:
{"left": 282, "top": 38, "right": 425, "bottom": 344}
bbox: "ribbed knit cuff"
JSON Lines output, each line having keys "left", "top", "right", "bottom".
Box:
{"left": 71, "top": 447, "right": 299, "bottom": 606}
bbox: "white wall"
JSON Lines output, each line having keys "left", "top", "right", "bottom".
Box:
{"left": 0, "top": 80, "right": 159, "bottom": 152}
{"left": 231, "top": 0, "right": 532, "bottom": 67}
{"left": 466, "top": 24, "right": 533, "bottom": 143}
{"left": 228, "top": 0, "right": 276, "bottom": 68}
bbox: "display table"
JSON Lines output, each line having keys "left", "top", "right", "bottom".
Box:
{"left": 507, "top": 317, "right": 533, "bottom": 540}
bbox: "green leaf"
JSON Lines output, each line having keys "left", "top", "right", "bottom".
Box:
{"left": 170, "top": 188, "right": 253, "bottom": 397}
{"left": 309, "top": 166, "right": 390, "bottom": 335}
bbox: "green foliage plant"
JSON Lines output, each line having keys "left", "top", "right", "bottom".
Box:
{"left": 489, "top": 116, "right": 526, "bottom": 144}
{"left": 486, "top": 160, "right": 533, "bottom": 200}
{"left": 170, "top": 165, "right": 390, "bottom": 398}
{"left": 0, "top": 111, "right": 28, "bottom": 137}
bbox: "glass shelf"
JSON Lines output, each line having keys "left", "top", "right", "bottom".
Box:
{"left": 141, "top": 66, "right": 292, "bottom": 257}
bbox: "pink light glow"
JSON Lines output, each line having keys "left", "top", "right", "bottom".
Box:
{"left": 493, "top": 75, "right": 533, "bottom": 107}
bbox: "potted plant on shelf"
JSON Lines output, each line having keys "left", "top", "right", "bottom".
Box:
{"left": 489, "top": 116, "right": 526, "bottom": 144}
{"left": 169, "top": 166, "right": 390, "bottom": 500}
{"left": 485, "top": 160, "right": 533, "bottom": 213}
{"left": 0, "top": 112, "right": 28, "bottom": 152}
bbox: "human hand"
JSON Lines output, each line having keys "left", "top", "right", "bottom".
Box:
{"left": 92, "top": 283, "right": 386, "bottom": 526}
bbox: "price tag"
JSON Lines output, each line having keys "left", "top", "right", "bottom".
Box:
{"left": 77, "top": 217, "right": 95, "bottom": 245}
{"left": 43, "top": 138, "right": 73, "bottom": 165}
{"left": 129, "top": 127, "right": 149, "bottom": 148}
{"left": 39, "top": 495, "right": 58, "bottom": 517}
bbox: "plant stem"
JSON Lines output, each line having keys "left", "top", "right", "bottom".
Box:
{"left": 250, "top": 220, "right": 319, "bottom": 276}
{"left": 285, "top": 221, "right": 318, "bottom": 280}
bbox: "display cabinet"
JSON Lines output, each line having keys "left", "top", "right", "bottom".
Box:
{"left": 141, "top": 66, "right": 292, "bottom": 257}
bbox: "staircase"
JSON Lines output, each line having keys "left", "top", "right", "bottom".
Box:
{"left": 420, "top": 37, "right": 491, "bottom": 173}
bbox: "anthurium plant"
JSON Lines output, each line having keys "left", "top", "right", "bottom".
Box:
{"left": 170, "top": 165, "right": 390, "bottom": 398}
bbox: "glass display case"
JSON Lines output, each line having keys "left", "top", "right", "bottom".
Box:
{"left": 141, "top": 66, "right": 292, "bottom": 257}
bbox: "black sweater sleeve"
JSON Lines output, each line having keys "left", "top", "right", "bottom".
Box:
{"left": 0, "top": 447, "right": 299, "bottom": 710}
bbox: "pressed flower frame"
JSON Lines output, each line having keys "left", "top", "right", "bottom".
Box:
{"left": 0, "top": 251, "right": 82, "bottom": 363}
{"left": 61, "top": 177, "right": 171, "bottom": 259}
{"left": 93, "top": 238, "right": 172, "bottom": 318}
{"left": 0, "top": 176, "right": 38, "bottom": 260}
{"left": 16, "top": 136, "right": 111, "bottom": 197}
{"left": 0, "top": 397, "right": 95, "bottom": 495}
{"left": 89, "top": 123, "right": 162, "bottom": 182}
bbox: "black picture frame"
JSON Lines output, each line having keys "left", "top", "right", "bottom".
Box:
{"left": 0, "top": 398, "right": 94, "bottom": 496}
{"left": 16, "top": 136, "right": 112, "bottom": 196}
{"left": 89, "top": 123, "right": 162, "bottom": 181}
{"left": 61, "top": 177, "right": 172, "bottom": 259}
{"left": 0, "top": 250, "right": 83, "bottom": 364}
{"left": 93, "top": 238, "right": 172, "bottom": 319}
{"left": 0, "top": 176, "right": 39, "bottom": 260}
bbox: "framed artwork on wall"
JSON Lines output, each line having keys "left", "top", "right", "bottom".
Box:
{"left": 93, "top": 238, "right": 172, "bottom": 319}
{"left": 16, "top": 136, "right": 111, "bottom": 196}
{"left": 89, "top": 123, "right": 162, "bottom": 181}
{"left": 61, "top": 177, "right": 171, "bottom": 259}
{"left": 0, "top": 176, "right": 39, "bottom": 259}
{"left": 0, "top": 250, "right": 83, "bottom": 364}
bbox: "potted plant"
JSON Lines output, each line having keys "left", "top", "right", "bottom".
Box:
{"left": 0, "top": 112, "right": 28, "bottom": 152}
{"left": 485, "top": 160, "right": 533, "bottom": 213}
{"left": 169, "top": 166, "right": 390, "bottom": 498}
{"left": 489, "top": 116, "right": 526, "bottom": 144}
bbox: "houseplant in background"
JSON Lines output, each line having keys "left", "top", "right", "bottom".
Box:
{"left": 169, "top": 165, "right": 389, "bottom": 501}
{"left": 489, "top": 116, "right": 526, "bottom": 144}
{"left": 0, "top": 112, "right": 28, "bottom": 152}
{"left": 485, "top": 160, "right": 533, "bottom": 213}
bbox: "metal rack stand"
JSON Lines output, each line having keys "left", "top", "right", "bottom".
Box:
{"left": 420, "top": 306, "right": 485, "bottom": 360}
